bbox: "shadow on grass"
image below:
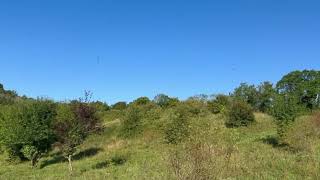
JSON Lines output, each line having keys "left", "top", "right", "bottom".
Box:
{"left": 73, "top": 147, "right": 103, "bottom": 161}
{"left": 40, "top": 154, "right": 66, "bottom": 169}
{"left": 261, "top": 135, "right": 288, "bottom": 148}
{"left": 92, "top": 161, "right": 110, "bottom": 169}
{"left": 92, "top": 154, "right": 128, "bottom": 170}
{"left": 40, "top": 147, "right": 103, "bottom": 169}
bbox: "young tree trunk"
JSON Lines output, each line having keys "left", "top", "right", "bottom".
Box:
{"left": 31, "top": 158, "right": 36, "bottom": 168}
{"left": 31, "top": 152, "right": 40, "bottom": 168}
{"left": 68, "top": 155, "right": 73, "bottom": 173}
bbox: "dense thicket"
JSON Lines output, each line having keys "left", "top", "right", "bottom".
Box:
{"left": 0, "top": 99, "right": 56, "bottom": 166}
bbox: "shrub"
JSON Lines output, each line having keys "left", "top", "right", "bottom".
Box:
{"left": 270, "top": 95, "right": 305, "bottom": 138}
{"left": 164, "top": 105, "right": 191, "bottom": 144}
{"left": 0, "top": 99, "right": 56, "bottom": 166}
{"left": 120, "top": 106, "right": 142, "bottom": 138}
{"left": 207, "top": 94, "right": 231, "bottom": 114}
{"left": 183, "top": 99, "right": 209, "bottom": 117}
{"left": 225, "top": 100, "right": 255, "bottom": 128}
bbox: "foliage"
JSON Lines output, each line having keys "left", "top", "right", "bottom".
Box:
{"left": 119, "top": 106, "right": 142, "bottom": 138}
{"left": 21, "top": 145, "right": 38, "bottom": 165}
{"left": 111, "top": 101, "right": 127, "bottom": 110}
{"left": 0, "top": 99, "right": 56, "bottom": 166}
{"left": 256, "top": 81, "right": 276, "bottom": 112}
{"left": 90, "top": 101, "right": 110, "bottom": 113}
{"left": 270, "top": 94, "right": 304, "bottom": 138}
{"left": 207, "top": 94, "right": 231, "bottom": 114}
{"left": 164, "top": 104, "right": 191, "bottom": 144}
{"left": 225, "top": 100, "right": 255, "bottom": 127}
{"left": 276, "top": 70, "right": 320, "bottom": 110}
{"left": 153, "top": 94, "right": 179, "bottom": 108}
{"left": 232, "top": 82, "right": 277, "bottom": 112}
{"left": 53, "top": 93, "right": 101, "bottom": 172}
{"left": 0, "top": 83, "right": 18, "bottom": 105}
{"left": 131, "top": 97, "right": 151, "bottom": 106}
{"left": 232, "top": 83, "right": 259, "bottom": 110}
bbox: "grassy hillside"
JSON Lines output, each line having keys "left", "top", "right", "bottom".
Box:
{"left": 1, "top": 113, "right": 319, "bottom": 180}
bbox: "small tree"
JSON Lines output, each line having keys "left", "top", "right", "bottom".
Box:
{"left": 0, "top": 99, "right": 56, "bottom": 167}
{"left": 256, "top": 81, "right": 276, "bottom": 112}
{"left": 232, "top": 83, "right": 259, "bottom": 110}
{"left": 270, "top": 94, "right": 303, "bottom": 138}
{"left": 54, "top": 93, "right": 101, "bottom": 173}
{"left": 225, "top": 100, "right": 255, "bottom": 128}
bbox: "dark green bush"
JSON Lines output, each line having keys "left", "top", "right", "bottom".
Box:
{"left": 225, "top": 100, "right": 255, "bottom": 128}
{"left": 0, "top": 100, "right": 56, "bottom": 166}
{"left": 164, "top": 105, "right": 191, "bottom": 144}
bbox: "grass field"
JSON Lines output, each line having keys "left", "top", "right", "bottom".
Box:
{"left": 1, "top": 113, "right": 320, "bottom": 180}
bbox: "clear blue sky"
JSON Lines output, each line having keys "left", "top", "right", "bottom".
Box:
{"left": 0, "top": 0, "right": 319, "bottom": 104}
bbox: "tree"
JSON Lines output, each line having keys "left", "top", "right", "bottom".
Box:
{"left": 112, "top": 101, "right": 127, "bottom": 110}
{"left": 276, "top": 70, "right": 320, "bottom": 111}
{"left": 256, "top": 81, "right": 276, "bottom": 112}
{"left": 132, "top": 97, "right": 151, "bottom": 106}
{"left": 270, "top": 94, "right": 304, "bottom": 138}
{"left": 0, "top": 83, "right": 18, "bottom": 105}
{"left": 54, "top": 93, "right": 101, "bottom": 173}
{"left": 232, "top": 83, "right": 259, "bottom": 110}
{"left": 0, "top": 99, "right": 56, "bottom": 167}
{"left": 225, "top": 100, "right": 255, "bottom": 128}
{"left": 153, "top": 94, "right": 179, "bottom": 108}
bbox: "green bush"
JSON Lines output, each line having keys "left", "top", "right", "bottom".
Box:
{"left": 0, "top": 100, "right": 56, "bottom": 166}
{"left": 270, "top": 95, "right": 305, "bottom": 138}
{"left": 207, "top": 94, "right": 231, "bottom": 114}
{"left": 120, "top": 106, "right": 142, "bottom": 138}
{"left": 225, "top": 100, "right": 255, "bottom": 128}
{"left": 164, "top": 105, "right": 191, "bottom": 144}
